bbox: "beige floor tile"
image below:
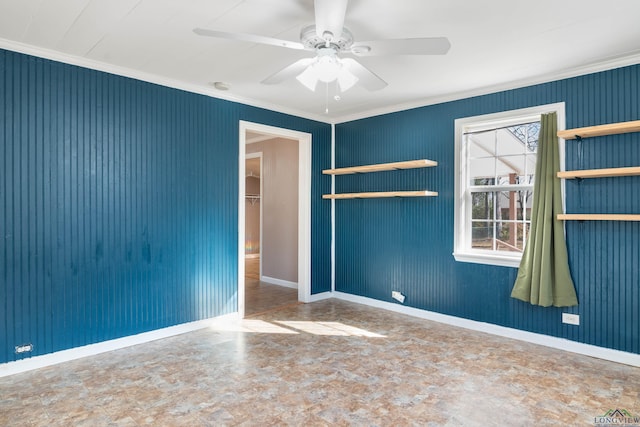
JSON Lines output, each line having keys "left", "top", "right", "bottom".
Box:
{"left": 1, "top": 298, "right": 639, "bottom": 426}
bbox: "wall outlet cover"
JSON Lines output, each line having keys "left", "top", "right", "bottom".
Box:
{"left": 391, "top": 291, "right": 405, "bottom": 304}
{"left": 562, "top": 313, "right": 580, "bottom": 326}
{"left": 15, "top": 344, "right": 33, "bottom": 354}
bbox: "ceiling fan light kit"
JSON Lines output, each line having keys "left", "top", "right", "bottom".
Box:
{"left": 194, "top": 0, "right": 450, "bottom": 95}
{"left": 295, "top": 48, "right": 359, "bottom": 92}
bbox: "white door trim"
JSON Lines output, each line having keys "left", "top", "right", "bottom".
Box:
{"left": 238, "top": 121, "right": 312, "bottom": 318}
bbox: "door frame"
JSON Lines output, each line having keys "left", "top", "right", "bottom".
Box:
{"left": 238, "top": 121, "right": 312, "bottom": 318}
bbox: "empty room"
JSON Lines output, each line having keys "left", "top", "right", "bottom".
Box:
{"left": 1, "top": 0, "right": 639, "bottom": 425}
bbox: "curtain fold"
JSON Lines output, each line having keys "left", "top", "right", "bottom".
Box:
{"left": 511, "top": 112, "right": 578, "bottom": 307}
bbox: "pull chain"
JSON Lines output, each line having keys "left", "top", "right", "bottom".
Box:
{"left": 325, "top": 82, "right": 329, "bottom": 114}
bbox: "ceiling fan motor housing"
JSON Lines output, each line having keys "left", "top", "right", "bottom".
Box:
{"left": 300, "top": 25, "right": 353, "bottom": 51}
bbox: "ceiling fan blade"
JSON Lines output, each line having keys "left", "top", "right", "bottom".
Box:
{"left": 193, "top": 28, "right": 305, "bottom": 50}
{"left": 341, "top": 58, "right": 387, "bottom": 91}
{"left": 352, "top": 37, "right": 451, "bottom": 56}
{"left": 314, "top": 0, "right": 348, "bottom": 40}
{"left": 261, "top": 58, "right": 315, "bottom": 85}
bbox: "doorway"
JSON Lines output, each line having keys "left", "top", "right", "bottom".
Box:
{"left": 238, "top": 121, "right": 312, "bottom": 318}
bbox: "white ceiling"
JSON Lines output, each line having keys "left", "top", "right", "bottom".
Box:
{"left": 1, "top": 0, "right": 640, "bottom": 123}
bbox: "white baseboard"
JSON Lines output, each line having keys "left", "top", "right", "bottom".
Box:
{"left": 4, "top": 291, "right": 638, "bottom": 377}
{"left": 0, "top": 312, "right": 239, "bottom": 378}
{"left": 245, "top": 253, "right": 260, "bottom": 259}
{"left": 332, "top": 291, "right": 640, "bottom": 368}
{"left": 261, "top": 275, "right": 298, "bottom": 289}
{"left": 308, "top": 291, "right": 333, "bottom": 302}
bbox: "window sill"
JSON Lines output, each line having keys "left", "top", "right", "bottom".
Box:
{"left": 453, "top": 251, "right": 521, "bottom": 268}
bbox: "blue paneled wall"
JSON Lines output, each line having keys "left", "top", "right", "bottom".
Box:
{"left": 335, "top": 65, "right": 639, "bottom": 355}
{"left": 0, "top": 49, "right": 331, "bottom": 364}
{"left": 1, "top": 45, "right": 637, "bottom": 365}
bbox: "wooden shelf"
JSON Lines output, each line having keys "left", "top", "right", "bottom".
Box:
{"left": 558, "top": 166, "right": 640, "bottom": 179}
{"left": 323, "top": 159, "right": 437, "bottom": 175}
{"left": 558, "top": 214, "right": 640, "bottom": 221}
{"left": 557, "top": 120, "right": 640, "bottom": 222}
{"left": 323, "top": 190, "right": 438, "bottom": 200}
{"left": 557, "top": 120, "right": 640, "bottom": 140}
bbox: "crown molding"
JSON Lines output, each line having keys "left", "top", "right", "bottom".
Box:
{"left": 0, "top": 38, "right": 331, "bottom": 124}
{"left": 2, "top": 38, "right": 639, "bottom": 126}
{"left": 332, "top": 50, "right": 640, "bottom": 124}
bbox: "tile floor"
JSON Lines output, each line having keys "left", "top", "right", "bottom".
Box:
{"left": 244, "top": 258, "right": 299, "bottom": 317}
{"left": 1, "top": 299, "right": 638, "bottom": 426}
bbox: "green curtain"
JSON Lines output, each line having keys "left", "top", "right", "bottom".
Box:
{"left": 511, "top": 112, "right": 578, "bottom": 307}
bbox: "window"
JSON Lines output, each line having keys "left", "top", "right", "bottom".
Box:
{"left": 453, "top": 103, "right": 565, "bottom": 267}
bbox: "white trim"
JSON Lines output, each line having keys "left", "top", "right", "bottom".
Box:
{"left": 453, "top": 102, "right": 566, "bottom": 267}
{"left": 298, "top": 131, "right": 312, "bottom": 304}
{"left": 332, "top": 292, "right": 640, "bottom": 368}
{"left": 330, "top": 124, "right": 336, "bottom": 293}
{"left": 0, "top": 38, "right": 330, "bottom": 124}
{"left": 0, "top": 313, "right": 238, "bottom": 378}
{"left": 3, "top": 37, "right": 638, "bottom": 126}
{"left": 261, "top": 275, "right": 298, "bottom": 289}
{"left": 453, "top": 252, "right": 521, "bottom": 268}
{"left": 3, "top": 292, "right": 638, "bottom": 376}
{"left": 308, "top": 291, "right": 333, "bottom": 302}
{"left": 333, "top": 52, "right": 640, "bottom": 124}
{"left": 238, "top": 121, "right": 312, "bottom": 318}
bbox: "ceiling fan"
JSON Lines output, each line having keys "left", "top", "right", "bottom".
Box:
{"left": 193, "top": 0, "right": 450, "bottom": 93}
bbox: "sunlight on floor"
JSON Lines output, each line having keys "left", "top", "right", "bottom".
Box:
{"left": 209, "top": 318, "right": 386, "bottom": 337}
{"left": 276, "top": 321, "right": 386, "bottom": 337}
{"left": 209, "top": 319, "right": 299, "bottom": 334}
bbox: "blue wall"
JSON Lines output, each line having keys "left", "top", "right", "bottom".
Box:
{"left": 0, "top": 49, "right": 331, "bottom": 364}
{"left": 1, "top": 46, "right": 637, "bottom": 365}
{"left": 335, "top": 65, "right": 640, "bottom": 355}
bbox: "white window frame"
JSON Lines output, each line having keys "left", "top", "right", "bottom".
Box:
{"left": 453, "top": 102, "right": 566, "bottom": 268}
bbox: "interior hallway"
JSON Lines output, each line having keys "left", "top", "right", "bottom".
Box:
{"left": 244, "top": 257, "right": 298, "bottom": 317}
{"left": 1, "top": 299, "right": 637, "bottom": 426}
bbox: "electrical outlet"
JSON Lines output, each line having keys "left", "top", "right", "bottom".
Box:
{"left": 562, "top": 313, "right": 580, "bottom": 326}
{"left": 15, "top": 343, "right": 33, "bottom": 354}
{"left": 391, "top": 291, "right": 405, "bottom": 304}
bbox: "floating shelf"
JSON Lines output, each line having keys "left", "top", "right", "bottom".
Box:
{"left": 323, "top": 159, "right": 437, "bottom": 175}
{"left": 558, "top": 214, "right": 640, "bottom": 221}
{"left": 558, "top": 166, "right": 640, "bottom": 179}
{"left": 557, "top": 120, "right": 640, "bottom": 140}
{"left": 323, "top": 190, "right": 438, "bottom": 200}
{"left": 557, "top": 120, "right": 640, "bottom": 221}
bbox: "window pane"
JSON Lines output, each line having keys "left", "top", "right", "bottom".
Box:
{"left": 522, "top": 190, "right": 533, "bottom": 221}
{"left": 469, "top": 157, "right": 495, "bottom": 186}
{"left": 496, "top": 155, "right": 525, "bottom": 186}
{"left": 507, "top": 122, "right": 540, "bottom": 153}
{"left": 523, "top": 154, "right": 536, "bottom": 183}
{"left": 498, "top": 190, "right": 518, "bottom": 221}
{"left": 496, "top": 128, "right": 526, "bottom": 155}
{"left": 455, "top": 106, "right": 553, "bottom": 267}
{"left": 468, "top": 132, "right": 495, "bottom": 158}
{"left": 497, "top": 190, "right": 533, "bottom": 221}
{"left": 496, "top": 221, "right": 525, "bottom": 252}
{"left": 472, "top": 221, "right": 494, "bottom": 250}
{"left": 521, "top": 222, "right": 531, "bottom": 250}
{"left": 471, "top": 192, "right": 494, "bottom": 220}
